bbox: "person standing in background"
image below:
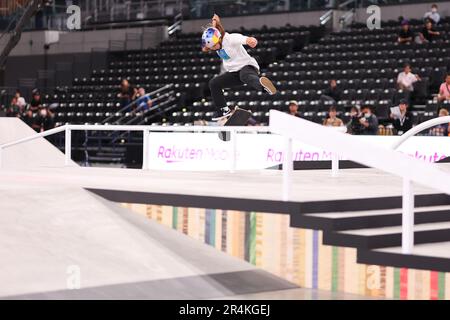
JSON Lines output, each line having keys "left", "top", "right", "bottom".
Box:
{"left": 117, "top": 79, "right": 137, "bottom": 108}
{"left": 134, "top": 87, "right": 153, "bottom": 112}
{"left": 390, "top": 99, "right": 414, "bottom": 135}
{"left": 358, "top": 105, "right": 378, "bottom": 135}
{"left": 438, "top": 73, "right": 450, "bottom": 104}
{"left": 323, "top": 106, "right": 344, "bottom": 127}
{"left": 424, "top": 4, "right": 440, "bottom": 25}
{"left": 398, "top": 20, "right": 414, "bottom": 44}
{"left": 429, "top": 108, "right": 449, "bottom": 136}
{"left": 287, "top": 100, "right": 301, "bottom": 117}
{"left": 397, "top": 63, "right": 421, "bottom": 105}
{"left": 418, "top": 19, "right": 440, "bottom": 43}
{"left": 320, "top": 79, "right": 341, "bottom": 104}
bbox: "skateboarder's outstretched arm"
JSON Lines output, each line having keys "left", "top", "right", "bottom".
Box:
{"left": 212, "top": 14, "right": 258, "bottom": 48}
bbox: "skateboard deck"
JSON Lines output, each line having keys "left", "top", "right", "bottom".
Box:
{"left": 218, "top": 107, "right": 252, "bottom": 141}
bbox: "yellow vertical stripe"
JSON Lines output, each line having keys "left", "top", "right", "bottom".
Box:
{"left": 344, "top": 248, "right": 358, "bottom": 294}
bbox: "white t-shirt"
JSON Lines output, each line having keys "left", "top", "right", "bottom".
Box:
{"left": 397, "top": 72, "right": 418, "bottom": 91}
{"left": 216, "top": 32, "right": 260, "bottom": 73}
{"left": 424, "top": 11, "right": 440, "bottom": 24}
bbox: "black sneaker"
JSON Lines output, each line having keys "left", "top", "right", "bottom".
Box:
{"left": 212, "top": 106, "right": 235, "bottom": 121}
{"left": 221, "top": 106, "right": 233, "bottom": 116}
{"left": 260, "top": 76, "right": 277, "bottom": 95}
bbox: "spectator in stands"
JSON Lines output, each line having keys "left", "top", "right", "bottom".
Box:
{"left": 390, "top": 99, "right": 414, "bottom": 135}
{"left": 134, "top": 87, "right": 153, "bottom": 111}
{"left": 14, "top": 90, "right": 26, "bottom": 111}
{"left": 347, "top": 105, "right": 362, "bottom": 135}
{"left": 398, "top": 20, "right": 414, "bottom": 44}
{"left": 418, "top": 19, "right": 441, "bottom": 43}
{"left": 429, "top": 108, "right": 449, "bottom": 136}
{"left": 24, "top": 89, "right": 44, "bottom": 132}
{"left": 358, "top": 105, "right": 378, "bottom": 135}
{"left": 424, "top": 4, "right": 440, "bottom": 25}
{"left": 287, "top": 100, "right": 301, "bottom": 117}
{"left": 397, "top": 63, "right": 421, "bottom": 93}
{"left": 38, "top": 106, "right": 55, "bottom": 132}
{"left": 29, "top": 88, "right": 42, "bottom": 112}
{"left": 117, "top": 79, "right": 136, "bottom": 108}
{"left": 323, "top": 106, "right": 344, "bottom": 127}
{"left": 5, "top": 90, "right": 25, "bottom": 118}
{"left": 16, "top": 97, "right": 26, "bottom": 114}
{"left": 320, "top": 79, "right": 341, "bottom": 104}
{"left": 438, "top": 73, "right": 450, "bottom": 104}
{"left": 6, "top": 96, "right": 21, "bottom": 118}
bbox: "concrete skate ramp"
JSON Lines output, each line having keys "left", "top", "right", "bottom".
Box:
{"left": 0, "top": 118, "right": 76, "bottom": 168}
{"left": 0, "top": 181, "right": 296, "bottom": 299}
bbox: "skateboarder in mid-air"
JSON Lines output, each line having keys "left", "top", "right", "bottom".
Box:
{"left": 201, "top": 14, "right": 277, "bottom": 122}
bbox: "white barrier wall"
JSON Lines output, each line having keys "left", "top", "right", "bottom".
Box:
{"left": 147, "top": 133, "right": 450, "bottom": 170}
{"left": 0, "top": 26, "right": 166, "bottom": 56}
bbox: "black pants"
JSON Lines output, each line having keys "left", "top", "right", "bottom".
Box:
{"left": 209, "top": 65, "right": 261, "bottom": 110}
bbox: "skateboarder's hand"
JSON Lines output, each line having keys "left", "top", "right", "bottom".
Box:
{"left": 246, "top": 37, "right": 258, "bottom": 48}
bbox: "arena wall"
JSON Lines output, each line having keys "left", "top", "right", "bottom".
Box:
{"left": 122, "top": 203, "right": 450, "bottom": 300}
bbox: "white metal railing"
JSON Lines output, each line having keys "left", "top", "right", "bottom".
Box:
{"left": 391, "top": 116, "right": 450, "bottom": 150}
{"left": 0, "top": 122, "right": 347, "bottom": 173}
{"left": 338, "top": 0, "right": 357, "bottom": 9}
{"left": 0, "top": 124, "right": 271, "bottom": 173}
{"left": 269, "top": 110, "right": 450, "bottom": 255}
{"left": 101, "top": 84, "right": 173, "bottom": 124}
{"left": 319, "top": 9, "right": 333, "bottom": 25}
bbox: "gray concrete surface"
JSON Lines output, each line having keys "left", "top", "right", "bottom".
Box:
{"left": 0, "top": 118, "right": 76, "bottom": 169}
{"left": 0, "top": 184, "right": 298, "bottom": 299}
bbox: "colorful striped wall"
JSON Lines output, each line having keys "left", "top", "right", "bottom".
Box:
{"left": 122, "top": 203, "right": 450, "bottom": 300}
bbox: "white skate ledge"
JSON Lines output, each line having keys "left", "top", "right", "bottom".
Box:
{"left": 269, "top": 109, "right": 450, "bottom": 195}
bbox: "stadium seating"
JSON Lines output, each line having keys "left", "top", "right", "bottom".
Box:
{"left": 48, "top": 25, "right": 316, "bottom": 127}
{"left": 190, "top": 18, "right": 450, "bottom": 126}
{"left": 47, "top": 18, "right": 450, "bottom": 128}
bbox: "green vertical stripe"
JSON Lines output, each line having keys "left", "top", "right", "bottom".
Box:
{"left": 172, "top": 207, "right": 178, "bottom": 230}
{"left": 209, "top": 209, "right": 216, "bottom": 247}
{"left": 438, "top": 272, "right": 446, "bottom": 300}
{"left": 249, "top": 212, "right": 256, "bottom": 265}
{"left": 331, "top": 247, "right": 339, "bottom": 292}
{"left": 393, "top": 268, "right": 401, "bottom": 299}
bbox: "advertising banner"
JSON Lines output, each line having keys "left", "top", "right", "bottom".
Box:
{"left": 148, "top": 133, "right": 450, "bottom": 170}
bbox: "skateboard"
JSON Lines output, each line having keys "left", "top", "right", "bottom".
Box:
{"left": 217, "top": 107, "right": 252, "bottom": 141}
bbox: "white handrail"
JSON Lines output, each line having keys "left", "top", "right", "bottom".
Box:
{"left": 0, "top": 124, "right": 271, "bottom": 150}
{"left": 67, "top": 124, "right": 272, "bottom": 133}
{"left": 0, "top": 123, "right": 272, "bottom": 171}
{"left": 392, "top": 116, "right": 450, "bottom": 150}
{"left": 1, "top": 125, "right": 68, "bottom": 149}
{"left": 269, "top": 110, "right": 450, "bottom": 254}
{"left": 270, "top": 110, "right": 450, "bottom": 194}
{"left": 0, "top": 120, "right": 351, "bottom": 174}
